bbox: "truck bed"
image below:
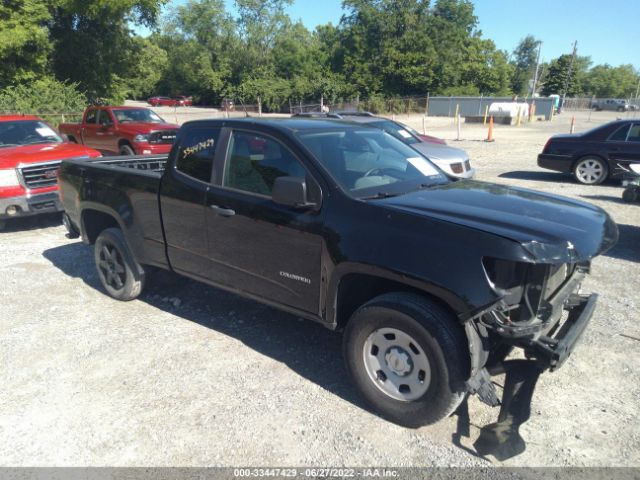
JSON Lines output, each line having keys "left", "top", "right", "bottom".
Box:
{"left": 76, "top": 154, "right": 168, "bottom": 175}
{"left": 59, "top": 153, "right": 170, "bottom": 269}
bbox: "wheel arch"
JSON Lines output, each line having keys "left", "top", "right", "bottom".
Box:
{"left": 118, "top": 138, "right": 135, "bottom": 151}
{"left": 80, "top": 207, "right": 124, "bottom": 244}
{"left": 326, "top": 263, "right": 469, "bottom": 331}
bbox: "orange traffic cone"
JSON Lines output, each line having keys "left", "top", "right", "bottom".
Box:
{"left": 484, "top": 115, "right": 495, "bottom": 142}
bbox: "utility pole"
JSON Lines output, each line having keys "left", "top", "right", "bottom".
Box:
{"left": 530, "top": 41, "right": 542, "bottom": 98}
{"left": 561, "top": 40, "right": 578, "bottom": 112}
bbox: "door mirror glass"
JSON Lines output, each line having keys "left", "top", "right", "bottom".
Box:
{"left": 272, "top": 176, "right": 316, "bottom": 208}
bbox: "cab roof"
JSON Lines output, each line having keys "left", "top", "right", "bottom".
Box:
{"left": 183, "top": 117, "right": 379, "bottom": 133}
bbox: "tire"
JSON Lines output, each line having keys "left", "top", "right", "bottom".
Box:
{"left": 94, "top": 227, "right": 145, "bottom": 301}
{"left": 119, "top": 144, "right": 135, "bottom": 156}
{"left": 62, "top": 213, "right": 80, "bottom": 239}
{"left": 622, "top": 187, "right": 638, "bottom": 203}
{"left": 343, "top": 292, "right": 469, "bottom": 428}
{"left": 573, "top": 156, "right": 608, "bottom": 185}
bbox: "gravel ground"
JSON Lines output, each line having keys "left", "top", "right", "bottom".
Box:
{"left": 0, "top": 108, "right": 639, "bottom": 467}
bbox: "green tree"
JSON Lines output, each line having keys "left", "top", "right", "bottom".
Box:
{"left": 0, "top": 0, "right": 53, "bottom": 87}
{"left": 119, "top": 37, "right": 169, "bottom": 99}
{"left": 509, "top": 35, "right": 540, "bottom": 95}
{"left": 154, "top": 0, "right": 236, "bottom": 103}
{"left": 583, "top": 64, "right": 639, "bottom": 98}
{"left": 50, "top": 0, "right": 167, "bottom": 102}
{"left": 0, "top": 77, "right": 86, "bottom": 119}
{"left": 541, "top": 54, "right": 591, "bottom": 97}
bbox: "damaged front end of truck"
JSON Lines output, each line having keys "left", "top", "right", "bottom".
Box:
{"left": 461, "top": 225, "right": 618, "bottom": 460}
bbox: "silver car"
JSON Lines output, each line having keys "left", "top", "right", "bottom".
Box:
{"left": 329, "top": 112, "right": 475, "bottom": 179}
{"left": 591, "top": 99, "right": 630, "bottom": 112}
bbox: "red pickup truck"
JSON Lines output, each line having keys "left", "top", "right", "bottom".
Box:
{"left": 59, "top": 106, "right": 179, "bottom": 156}
{"left": 0, "top": 114, "right": 101, "bottom": 228}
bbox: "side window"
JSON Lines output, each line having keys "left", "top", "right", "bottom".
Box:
{"left": 627, "top": 124, "right": 640, "bottom": 142}
{"left": 223, "top": 131, "right": 307, "bottom": 196}
{"left": 175, "top": 128, "right": 220, "bottom": 183}
{"left": 97, "top": 110, "right": 112, "bottom": 126}
{"left": 608, "top": 125, "right": 630, "bottom": 141}
{"left": 85, "top": 109, "right": 97, "bottom": 124}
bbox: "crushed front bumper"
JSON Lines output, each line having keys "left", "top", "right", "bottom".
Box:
{"left": 0, "top": 191, "right": 62, "bottom": 219}
{"left": 470, "top": 290, "right": 598, "bottom": 460}
{"left": 529, "top": 293, "right": 597, "bottom": 371}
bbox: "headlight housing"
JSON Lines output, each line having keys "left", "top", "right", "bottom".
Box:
{"left": 482, "top": 257, "right": 528, "bottom": 305}
{"left": 0, "top": 168, "right": 20, "bottom": 187}
{"left": 133, "top": 134, "right": 149, "bottom": 143}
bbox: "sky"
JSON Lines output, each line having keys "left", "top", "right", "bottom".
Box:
{"left": 148, "top": 0, "right": 640, "bottom": 69}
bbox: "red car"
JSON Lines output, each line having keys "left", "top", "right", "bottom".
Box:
{"left": 58, "top": 106, "right": 179, "bottom": 156}
{"left": 174, "top": 95, "right": 192, "bottom": 106}
{"left": 0, "top": 114, "right": 101, "bottom": 228}
{"left": 148, "top": 96, "right": 192, "bottom": 107}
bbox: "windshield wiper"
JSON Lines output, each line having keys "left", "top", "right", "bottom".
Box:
{"left": 361, "top": 191, "right": 399, "bottom": 200}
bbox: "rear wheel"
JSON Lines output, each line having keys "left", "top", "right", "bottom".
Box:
{"left": 343, "top": 293, "right": 469, "bottom": 428}
{"left": 95, "top": 227, "right": 145, "bottom": 301}
{"left": 622, "top": 187, "right": 638, "bottom": 203}
{"left": 574, "top": 156, "right": 608, "bottom": 185}
{"left": 119, "top": 144, "right": 135, "bottom": 156}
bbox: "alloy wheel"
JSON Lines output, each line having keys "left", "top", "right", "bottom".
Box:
{"left": 575, "top": 158, "right": 606, "bottom": 184}
{"left": 98, "top": 243, "right": 126, "bottom": 291}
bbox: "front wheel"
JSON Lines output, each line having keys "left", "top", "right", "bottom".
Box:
{"left": 119, "top": 144, "right": 135, "bottom": 156}
{"left": 95, "top": 228, "right": 145, "bottom": 301}
{"left": 343, "top": 293, "right": 469, "bottom": 428}
{"left": 574, "top": 157, "right": 608, "bottom": 185}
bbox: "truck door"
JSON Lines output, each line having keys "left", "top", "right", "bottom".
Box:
{"left": 159, "top": 126, "right": 222, "bottom": 279}
{"left": 80, "top": 108, "right": 100, "bottom": 149}
{"left": 606, "top": 123, "right": 640, "bottom": 169}
{"left": 95, "top": 109, "right": 117, "bottom": 152}
{"left": 204, "top": 128, "right": 325, "bottom": 315}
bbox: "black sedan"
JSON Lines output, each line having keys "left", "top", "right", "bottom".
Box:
{"left": 538, "top": 119, "right": 640, "bottom": 184}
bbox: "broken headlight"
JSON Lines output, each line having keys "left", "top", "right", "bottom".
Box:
{"left": 482, "top": 257, "right": 528, "bottom": 306}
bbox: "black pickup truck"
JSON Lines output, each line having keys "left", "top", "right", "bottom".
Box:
{"left": 59, "top": 118, "right": 618, "bottom": 459}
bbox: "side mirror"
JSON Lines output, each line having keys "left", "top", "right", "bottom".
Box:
{"left": 272, "top": 176, "right": 316, "bottom": 209}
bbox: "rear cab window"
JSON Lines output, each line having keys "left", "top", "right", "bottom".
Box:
{"left": 175, "top": 128, "right": 221, "bottom": 183}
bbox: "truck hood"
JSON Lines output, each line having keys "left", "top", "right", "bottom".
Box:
{"left": 117, "top": 122, "right": 179, "bottom": 134}
{"left": 0, "top": 142, "right": 101, "bottom": 169}
{"left": 412, "top": 143, "right": 468, "bottom": 163}
{"left": 377, "top": 180, "right": 618, "bottom": 263}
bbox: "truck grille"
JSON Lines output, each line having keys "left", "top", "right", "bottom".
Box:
{"left": 149, "top": 130, "right": 177, "bottom": 144}
{"left": 17, "top": 161, "right": 62, "bottom": 190}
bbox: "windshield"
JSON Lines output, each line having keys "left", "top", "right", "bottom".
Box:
{"left": 297, "top": 128, "right": 448, "bottom": 198}
{"left": 112, "top": 109, "right": 164, "bottom": 123}
{"left": 0, "top": 120, "right": 62, "bottom": 147}
{"left": 370, "top": 120, "right": 421, "bottom": 145}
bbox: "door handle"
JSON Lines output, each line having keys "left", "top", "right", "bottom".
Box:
{"left": 210, "top": 205, "right": 235, "bottom": 217}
